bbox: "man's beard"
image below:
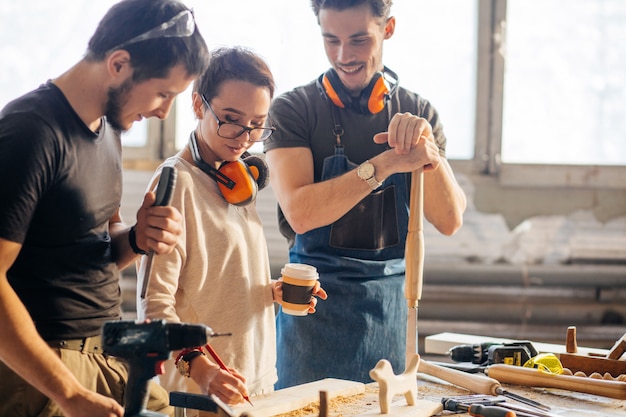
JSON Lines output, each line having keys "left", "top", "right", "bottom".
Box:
{"left": 104, "top": 78, "right": 134, "bottom": 132}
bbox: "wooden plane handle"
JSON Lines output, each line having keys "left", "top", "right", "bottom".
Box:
{"left": 607, "top": 333, "right": 626, "bottom": 360}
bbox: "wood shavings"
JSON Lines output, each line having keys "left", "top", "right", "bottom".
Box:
{"left": 273, "top": 392, "right": 368, "bottom": 417}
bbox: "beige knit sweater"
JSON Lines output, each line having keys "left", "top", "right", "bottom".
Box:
{"left": 137, "top": 154, "right": 277, "bottom": 400}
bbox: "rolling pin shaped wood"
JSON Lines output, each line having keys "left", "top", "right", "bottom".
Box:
{"left": 418, "top": 358, "right": 551, "bottom": 410}
{"left": 418, "top": 358, "right": 503, "bottom": 395}
{"left": 405, "top": 167, "right": 424, "bottom": 368}
{"left": 486, "top": 364, "right": 626, "bottom": 400}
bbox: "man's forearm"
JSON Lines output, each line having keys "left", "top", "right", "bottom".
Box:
{"left": 278, "top": 168, "right": 375, "bottom": 234}
{"left": 0, "top": 277, "right": 86, "bottom": 409}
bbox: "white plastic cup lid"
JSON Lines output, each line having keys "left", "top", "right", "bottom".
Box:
{"left": 281, "top": 263, "right": 319, "bottom": 280}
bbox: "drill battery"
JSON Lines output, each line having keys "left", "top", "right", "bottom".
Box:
{"left": 448, "top": 341, "right": 539, "bottom": 367}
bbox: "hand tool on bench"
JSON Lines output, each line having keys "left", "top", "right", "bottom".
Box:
{"left": 441, "top": 398, "right": 516, "bottom": 417}
{"left": 418, "top": 358, "right": 550, "bottom": 411}
{"left": 442, "top": 395, "right": 560, "bottom": 417}
{"left": 495, "top": 401, "right": 562, "bottom": 417}
{"left": 559, "top": 326, "right": 626, "bottom": 377}
{"left": 140, "top": 166, "right": 177, "bottom": 299}
{"left": 557, "top": 352, "right": 626, "bottom": 378}
{"left": 405, "top": 166, "right": 424, "bottom": 369}
{"left": 486, "top": 363, "right": 626, "bottom": 400}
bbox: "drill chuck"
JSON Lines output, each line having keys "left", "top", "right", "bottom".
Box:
{"left": 447, "top": 342, "right": 498, "bottom": 364}
{"left": 164, "top": 322, "right": 218, "bottom": 350}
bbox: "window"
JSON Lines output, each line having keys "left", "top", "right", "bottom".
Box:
{"left": 0, "top": 0, "right": 150, "bottom": 148}
{"left": 387, "top": 0, "right": 477, "bottom": 160}
{"left": 480, "top": 0, "right": 626, "bottom": 189}
{"left": 502, "top": 0, "right": 626, "bottom": 166}
{"left": 2, "top": 0, "right": 624, "bottom": 191}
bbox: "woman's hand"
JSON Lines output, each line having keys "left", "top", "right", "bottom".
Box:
{"left": 272, "top": 279, "right": 328, "bottom": 314}
{"left": 189, "top": 356, "right": 249, "bottom": 406}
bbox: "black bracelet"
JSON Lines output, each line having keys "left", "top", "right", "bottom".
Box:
{"left": 128, "top": 225, "right": 147, "bottom": 255}
{"left": 182, "top": 350, "right": 205, "bottom": 363}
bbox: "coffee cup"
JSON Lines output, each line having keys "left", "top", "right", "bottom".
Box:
{"left": 280, "top": 263, "right": 319, "bottom": 316}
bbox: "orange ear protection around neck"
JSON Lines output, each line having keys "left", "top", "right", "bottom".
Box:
{"left": 317, "top": 66, "right": 399, "bottom": 114}
{"left": 189, "top": 132, "right": 269, "bottom": 206}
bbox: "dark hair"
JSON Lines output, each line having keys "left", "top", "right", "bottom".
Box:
{"left": 195, "top": 46, "right": 275, "bottom": 102}
{"left": 310, "top": 0, "right": 393, "bottom": 19}
{"left": 85, "top": 0, "right": 209, "bottom": 82}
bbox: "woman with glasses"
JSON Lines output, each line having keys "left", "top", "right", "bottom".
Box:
{"left": 137, "top": 46, "right": 327, "bottom": 409}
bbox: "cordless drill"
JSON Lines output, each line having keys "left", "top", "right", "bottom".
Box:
{"left": 447, "top": 341, "right": 538, "bottom": 367}
{"left": 102, "top": 319, "right": 230, "bottom": 417}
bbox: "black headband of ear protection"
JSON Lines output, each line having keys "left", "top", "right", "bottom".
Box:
{"left": 188, "top": 132, "right": 269, "bottom": 206}
{"left": 189, "top": 132, "right": 235, "bottom": 189}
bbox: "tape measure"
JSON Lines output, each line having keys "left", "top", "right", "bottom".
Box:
{"left": 523, "top": 353, "right": 564, "bottom": 374}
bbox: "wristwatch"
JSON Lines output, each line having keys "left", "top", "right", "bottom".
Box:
{"left": 176, "top": 350, "right": 204, "bottom": 378}
{"left": 357, "top": 160, "right": 382, "bottom": 190}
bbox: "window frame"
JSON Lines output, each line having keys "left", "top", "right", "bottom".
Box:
{"left": 468, "top": 0, "right": 626, "bottom": 190}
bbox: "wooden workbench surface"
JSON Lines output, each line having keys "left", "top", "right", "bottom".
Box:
{"left": 263, "top": 375, "right": 625, "bottom": 417}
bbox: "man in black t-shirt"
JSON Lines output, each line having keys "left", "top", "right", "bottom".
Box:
{"left": 0, "top": 1, "right": 209, "bottom": 416}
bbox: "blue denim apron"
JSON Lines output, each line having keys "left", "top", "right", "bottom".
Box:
{"left": 275, "top": 145, "right": 411, "bottom": 388}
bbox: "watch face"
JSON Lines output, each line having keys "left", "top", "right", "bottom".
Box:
{"left": 177, "top": 360, "right": 190, "bottom": 377}
{"left": 359, "top": 163, "right": 374, "bottom": 179}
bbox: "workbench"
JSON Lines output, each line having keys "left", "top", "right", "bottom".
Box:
{"left": 179, "top": 374, "right": 624, "bottom": 417}
{"left": 267, "top": 375, "right": 624, "bottom": 417}
{"left": 174, "top": 330, "right": 626, "bottom": 416}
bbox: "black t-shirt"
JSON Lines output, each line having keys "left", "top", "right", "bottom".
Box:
{"left": 0, "top": 81, "right": 123, "bottom": 340}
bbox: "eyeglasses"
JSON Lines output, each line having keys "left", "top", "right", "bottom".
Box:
{"left": 106, "top": 10, "right": 195, "bottom": 54}
{"left": 201, "top": 95, "right": 275, "bottom": 142}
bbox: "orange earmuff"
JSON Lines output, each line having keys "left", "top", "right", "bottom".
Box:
{"left": 248, "top": 165, "right": 259, "bottom": 180}
{"left": 321, "top": 73, "right": 346, "bottom": 109}
{"left": 189, "top": 132, "right": 270, "bottom": 206}
{"left": 317, "top": 67, "right": 399, "bottom": 115}
{"left": 216, "top": 160, "right": 258, "bottom": 206}
{"left": 366, "top": 75, "right": 391, "bottom": 114}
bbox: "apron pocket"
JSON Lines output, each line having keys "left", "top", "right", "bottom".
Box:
{"left": 329, "top": 185, "right": 399, "bottom": 250}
